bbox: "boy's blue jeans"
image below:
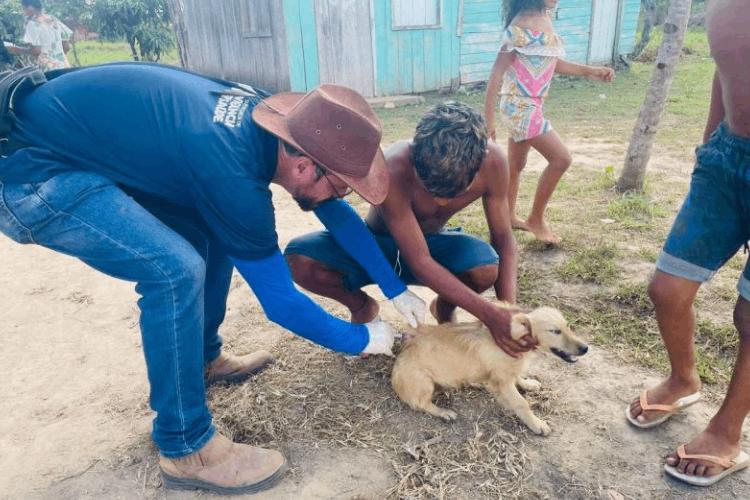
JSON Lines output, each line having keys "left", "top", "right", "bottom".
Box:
{"left": 656, "top": 123, "right": 750, "bottom": 299}
{"left": 0, "top": 169, "right": 228, "bottom": 458}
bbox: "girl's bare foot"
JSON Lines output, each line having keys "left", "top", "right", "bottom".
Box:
{"left": 511, "top": 217, "right": 529, "bottom": 231}
{"left": 350, "top": 295, "right": 380, "bottom": 324}
{"left": 429, "top": 297, "right": 457, "bottom": 324}
{"left": 524, "top": 218, "right": 562, "bottom": 245}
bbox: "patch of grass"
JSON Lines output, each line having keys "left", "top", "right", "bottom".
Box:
{"left": 637, "top": 247, "right": 659, "bottom": 263}
{"left": 564, "top": 301, "right": 669, "bottom": 372}
{"left": 562, "top": 289, "right": 736, "bottom": 385}
{"left": 71, "top": 40, "right": 180, "bottom": 67}
{"left": 517, "top": 264, "right": 548, "bottom": 308}
{"left": 636, "top": 27, "right": 711, "bottom": 63}
{"left": 557, "top": 243, "right": 620, "bottom": 285}
{"left": 607, "top": 192, "right": 666, "bottom": 230}
{"left": 695, "top": 318, "right": 738, "bottom": 384}
{"left": 612, "top": 281, "right": 653, "bottom": 315}
{"left": 446, "top": 200, "right": 488, "bottom": 239}
{"left": 726, "top": 253, "right": 746, "bottom": 272}
{"left": 593, "top": 165, "right": 618, "bottom": 191}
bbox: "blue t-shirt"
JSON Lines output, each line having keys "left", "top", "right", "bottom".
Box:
{"left": 4, "top": 63, "right": 279, "bottom": 260}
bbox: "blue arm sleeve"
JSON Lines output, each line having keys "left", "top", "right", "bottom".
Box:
{"left": 232, "top": 251, "right": 369, "bottom": 354}
{"left": 314, "top": 199, "right": 406, "bottom": 299}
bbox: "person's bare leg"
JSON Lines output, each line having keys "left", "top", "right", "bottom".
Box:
{"left": 524, "top": 131, "right": 572, "bottom": 245}
{"left": 664, "top": 295, "right": 750, "bottom": 478}
{"left": 507, "top": 137, "right": 532, "bottom": 231}
{"left": 286, "top": 254, "right": 379, "bottom": 323}
{"left": 629, "top": 271, "right": 702, "bottom": 424}
{"left": 431, "top": 264, "right": 497, "bottom": 323}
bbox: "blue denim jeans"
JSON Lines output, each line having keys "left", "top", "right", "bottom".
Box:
{"left": 656, "top": 123, "right": 750, "bottom": 300}
{"left": 0, "top": 169, "right": 233, "bottom": 458}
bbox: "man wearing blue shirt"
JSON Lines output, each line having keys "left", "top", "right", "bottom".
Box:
{"left": 0, "top": 63, "right": 425, "bottom": 494}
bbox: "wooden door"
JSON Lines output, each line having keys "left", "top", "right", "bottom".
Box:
{"left": 314, "top": 0, "right": 375, "bottom": 97}
{"left": 589, "top": 0, "right": 621, "bottom": 64}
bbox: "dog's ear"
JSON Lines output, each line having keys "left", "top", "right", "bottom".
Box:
{"left": 512, "top": 313, "right": 533, "bottom": 339}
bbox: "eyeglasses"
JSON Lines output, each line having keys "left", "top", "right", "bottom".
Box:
{"left": 322, "top": 171, "right": 353, "bottom": 198}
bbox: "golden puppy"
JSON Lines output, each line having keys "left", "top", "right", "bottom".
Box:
{"left": 391, "top": 307, "right": 587, "bottom": 435}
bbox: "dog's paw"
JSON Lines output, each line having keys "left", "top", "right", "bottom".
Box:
{"left": 438, "top": 409, "right": 458, "bottom": 422}
{"left": 517, "top": 378, "right": 542, "bottom": 392}
{"left": 528, "top": 418, "right": 551, "bottom": 436}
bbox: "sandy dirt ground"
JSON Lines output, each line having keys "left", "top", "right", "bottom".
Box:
{"left": 1, "top": 142, "right": 748, "bottom": 499}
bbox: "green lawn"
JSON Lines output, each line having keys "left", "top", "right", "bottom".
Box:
{"left": 70, "top": 40, "right": 180, "bottom": 67}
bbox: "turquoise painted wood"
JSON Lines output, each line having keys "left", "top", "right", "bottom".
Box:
{"left": 282, "top": 0, "right": 319, "bottom": 92}
{"left": 460, "top": 0, "right": 503, "bottom": 84}
{"left": 590, "top": 0, "right": 620, "bottom": 63}
{"left": 457, "top": 0, "right": 645, "bottom": 87}
{"left": 555, "top": 1, "right": 594, "bottom": 63}
{"left": 372, "top": 0, "right": 460, "bottom": 96}
{"left": 618, "top": 0, "right": 641, "bottom": 55}
{"left": 280, "top": 0, "right": 642, "bottom": 96}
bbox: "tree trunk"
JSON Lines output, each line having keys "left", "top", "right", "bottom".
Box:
{"left": 127, "top": 34, "right": 140, "bottom": 61}
{"left": 70, "top": 41, "right": 81, "bottom": 67}
{"left": 631, "top": 0, "right": 658, "bottom": 58}
{"left": 165, "top": 0, "right": 188, "bottom": 68}
{"left": 617, "top": 0, "right": 692, "bottom": 193}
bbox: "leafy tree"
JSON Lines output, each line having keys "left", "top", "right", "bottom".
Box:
{"left": 46, "top": 0, "right": 92, "bottom": 27}
{"left": 0, "top": 1, "right": 24, "bottom": 68}
{"left": 0, "top": 1, "right": 24, "bottom": 43}
{"left": 91, "top": 0, "right": 173, "bottom": 62}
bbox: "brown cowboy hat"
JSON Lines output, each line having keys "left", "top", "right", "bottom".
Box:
{"left": 252, "top": 84, "right": 389, "bottom": 205}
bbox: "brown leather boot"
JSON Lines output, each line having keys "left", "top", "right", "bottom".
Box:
{"left": 205, "top": 350, "right": 275, "bottom": 386}
{"left": 159, "top": 432, "right": 287, "bottom": 494}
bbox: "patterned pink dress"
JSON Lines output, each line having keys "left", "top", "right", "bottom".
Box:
{"left": 497, "top": 25, "right": 565, "bottom": 142}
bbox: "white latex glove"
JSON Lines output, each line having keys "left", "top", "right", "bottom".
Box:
{"left": 363, "top": 320, "right": 396, "bottom": 356}
{"left": 391, "top": 289, "right": 426, "bottom": 328}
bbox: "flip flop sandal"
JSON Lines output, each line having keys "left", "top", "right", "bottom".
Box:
{"left": 625, "top": 390, "right": 701, "bottom": 429}
{"left": 664, "top": 444, "right": 750, "bottom": 487}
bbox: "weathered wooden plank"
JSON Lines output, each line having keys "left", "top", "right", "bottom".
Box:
{"left": 282, "top": 0, "right": 306, "bottom": 91}
{"left": 589, "top": 0, "right": 620, "bottom": 63}
{"left": 393, "top": 0, "right": 440, "bottom": 28}
{"left": 462, "top": 31, "right": 503, "bottom": 44}
{"left": 460, "top": 51, "right": 497, "bottom": 65}
{"left": 463, "top": 3, "right": 500, "bottom": 15}
{"left": 461, "top": 41, "right": 502, "bottom": 55}
{"left": 314, "top": 0, "right": 375, "bottom": 97}
{"left": 619, "top": 0, "right": 641, "bottom": 55}
{"left": 175, "top": 0, "right": 290, "bottom": 92}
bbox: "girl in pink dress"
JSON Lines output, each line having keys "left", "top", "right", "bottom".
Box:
{"left": 484, "top": 0, "right": 614, "bottom": 244}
